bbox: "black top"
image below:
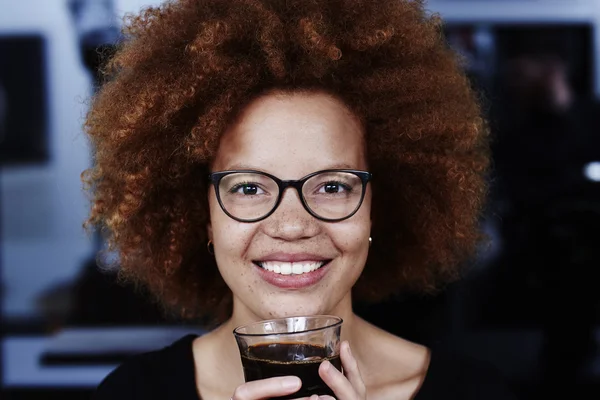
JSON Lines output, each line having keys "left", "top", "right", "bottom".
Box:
{"left": 92, "top": 334, "right": 519, "bottom": 399}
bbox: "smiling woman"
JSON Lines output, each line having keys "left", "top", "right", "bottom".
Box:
{"left": 82, "top": 0, "right": 516, "bottom": 399}
{"left": 207, "top": 92, "right": 372, "bottom": 316}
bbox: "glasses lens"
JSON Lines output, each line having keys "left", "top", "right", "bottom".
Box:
{"left": 303, "top": 172, "right": 364, "bottom": 220}
{"left": 218, "top": 172, "right": 279, "bottom": 220}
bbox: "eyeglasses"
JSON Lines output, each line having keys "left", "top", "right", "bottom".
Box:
{"left": 208, "top": 169, "right": 372, "bottom": 222}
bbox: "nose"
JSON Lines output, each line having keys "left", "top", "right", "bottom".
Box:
{"left": 261, "top": 187, "right": 321, "bottom": 241}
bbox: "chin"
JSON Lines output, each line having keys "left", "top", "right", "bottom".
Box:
{"left": 258, "top": 303, "right": 332, "bottom": 320}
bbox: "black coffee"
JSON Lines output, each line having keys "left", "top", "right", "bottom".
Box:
{"left": 241, "top": 342, "right": 342, "bottom": 399}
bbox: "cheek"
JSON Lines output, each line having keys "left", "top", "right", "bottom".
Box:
{"left": 331, "top": 204, "right": 371, "bottom": 271}
{"left": 212, "top": 217, "right": 258, "bottom": 292}
{"left": 346, "top": 194, "right": 372, "bottom": 245}
{"left": 331, "top": 218, "right": 370, "bottom": 255}
{"left": 213, "top": 218, "right": 254, "bottom": 257}
{"left": 208, "top": 196, "right": 254, "bottom": 258}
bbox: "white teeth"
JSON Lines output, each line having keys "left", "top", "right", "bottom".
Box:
{"left": 259, "top": 261, "right": 326, "bottom": 275}
{"left": 281, "top": 264, "right": 292, "bottom": 275}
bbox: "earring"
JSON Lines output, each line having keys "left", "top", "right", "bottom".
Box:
{"left": 207, "top": 240, "right": 214, "bottom": 255}
{"left": 369, "top": 236, "right": 372, "bottom": 247}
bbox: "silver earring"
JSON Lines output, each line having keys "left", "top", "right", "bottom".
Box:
{"left": 207, "top": 240, "right": 214, "bottom": 255}
{"left": 369, "top": 237, "right": 372, "bottom": 247}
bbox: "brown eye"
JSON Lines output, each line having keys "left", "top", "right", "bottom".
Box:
{"left": 324, "top": 183, "right": 340, "bottom": 193}
{"left": 242, "top": 185, "right": 258, "bottom": 195}
{"left": 318, "top": 182, "right": 352, "bottom": 195}
{"left": 229, "top": 183, "right": 264, "bottom": 195}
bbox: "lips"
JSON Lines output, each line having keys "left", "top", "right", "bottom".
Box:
{"left": 252, "top": 253, "right": 333, "bottom": 289}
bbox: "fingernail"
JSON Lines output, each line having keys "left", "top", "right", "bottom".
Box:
{"left": 345, "top": 342, "right": 352, "bottom": 357}
{"left": 322, "top": 360, "right": 331, "bottom": 372}
{"left": 281, "top": 376, "right": 301, "bottom": 390}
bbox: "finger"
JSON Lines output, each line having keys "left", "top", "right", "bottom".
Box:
{"left": 340, "top": 341, "right": 366, "bottom": 397}
{"left": 319, "top": 359, "right": 357, "bottom": 400}
{"left": 231, "top": 376, "right": 301, "bottom": 400}
{"left": 292, "top": 395, "right": 320, "bottom": 400}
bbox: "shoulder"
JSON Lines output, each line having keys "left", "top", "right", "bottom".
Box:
{"left": 92, "top": 334, "right": 199, "bottom": 400}
{"left": 416, "top": 345, "right": 519, "bottom": 400}
{"left": 354, "top": 318, "right": 519, "bottom": 399}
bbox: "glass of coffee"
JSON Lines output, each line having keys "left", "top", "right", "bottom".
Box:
{"left": 233, "top": 315, "right": 343, "bottom": 400}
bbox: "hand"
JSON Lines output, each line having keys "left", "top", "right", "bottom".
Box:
{"left": 318, "top": 341, "right": 367, "bottom": 400}
{"left": 231, "top": 376, "right": 302, "bottom": 400}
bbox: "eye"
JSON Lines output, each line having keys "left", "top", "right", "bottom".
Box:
{"left": 318, "top": 182, "right": 352, "bottom": 194}
{"left": 230, "top": 183, "right": 265, "bottom": 196}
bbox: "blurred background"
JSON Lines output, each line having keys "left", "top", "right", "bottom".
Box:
{"left": 2, "top": 0, "right": 600, "bottom": 399}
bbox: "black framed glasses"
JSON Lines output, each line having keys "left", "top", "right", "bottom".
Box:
{"left": 208, "top": 169, "right": 372, "bottom": 222}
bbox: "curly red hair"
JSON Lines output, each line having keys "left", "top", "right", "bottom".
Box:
{"left": 83, "top": 0, "right": 489, "bottom": 322}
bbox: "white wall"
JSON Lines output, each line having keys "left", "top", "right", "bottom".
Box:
{"left": 0, "top": 0, "right": 168, "bottom": 320}
{"left": 1, "top": 0, "right": 94, "bottom": 318}
{"left": 114, "top": 0, "right": 164, "bottom": 15}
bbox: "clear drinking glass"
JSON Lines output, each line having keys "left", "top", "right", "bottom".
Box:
{"left": 233, "top": 315, "right": 343, "bottom": 399}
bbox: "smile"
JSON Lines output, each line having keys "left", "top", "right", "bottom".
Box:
{"left": 254, "top": 261, "right": 330, "bottom": 275}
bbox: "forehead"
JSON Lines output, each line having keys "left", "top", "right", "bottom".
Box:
{"left": 212, "top": 91, "right": 366, "bottom": 175}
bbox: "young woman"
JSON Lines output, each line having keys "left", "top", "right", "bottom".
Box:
{"left": 84, "top": 0, "right": 516, "bottom": 398}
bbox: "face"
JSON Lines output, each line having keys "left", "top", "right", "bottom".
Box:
{"left": 208, "top": 91, "right": 372, "bottom": 321}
